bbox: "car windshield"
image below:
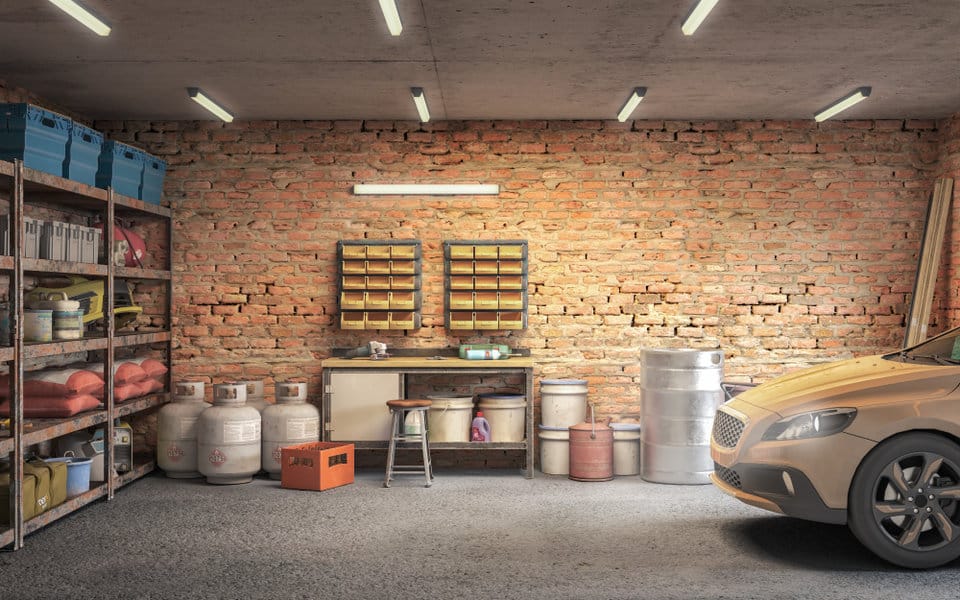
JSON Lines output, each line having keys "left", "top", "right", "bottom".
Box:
{"left": 886, "top": 326, "right": 960, "bottom": 365}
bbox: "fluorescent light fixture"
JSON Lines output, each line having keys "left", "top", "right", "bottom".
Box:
{"left": 411, "top": 87, "right": 430, "bottom": 122}
{"left": 814, "top": 87, "right": 872, "bottom": 122}
{"left": 187, "top": 87, "right": 234, "bottom": 123}
{"left": 378, "top": 0, "right": 403, "bottom": 36}
{"left": 48, "top": 0, "right": 111, "bottom": 36}
{"left": 617, "top": 87, "right": 647, "bottom": 122}
{"left": 354, "top": 184, "right": 500, "bottom": 195}
{"left": 681, "top": 0, "right": 720, "bottom": 36}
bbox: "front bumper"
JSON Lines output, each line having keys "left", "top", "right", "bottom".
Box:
{"left": 711, "top": 462, "right": 846, "bottom": 524}
{"left": 711, "top": 400, "right": 876, "bottom": 523}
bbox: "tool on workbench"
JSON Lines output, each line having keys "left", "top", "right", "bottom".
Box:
{"left": 344, "top": 341, "right": 389, "bottom": 360}
{"left": 458, "top": 343, "right": 521, "bottom": 360}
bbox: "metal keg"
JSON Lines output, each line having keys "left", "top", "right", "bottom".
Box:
{"left": 198, "top": 383, "right": 262, "bottom": 485}
{"left": 568, "top": 406, "right": 614, "bottom": 482}
{"left": 239, "top": 380, "right": 269, "bottom": 413}
{"left": 157, "top": 382, "right": 209, "bottom": 479}
{"left": 261, "top": 382, "right": 319, "bottom": 479}
{"left": 640, "top": 348, "right": 723, "bottom": 484}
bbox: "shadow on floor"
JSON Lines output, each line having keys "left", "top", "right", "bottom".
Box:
{"left": 724, "top": 516, "right": 894, "bottom": 571}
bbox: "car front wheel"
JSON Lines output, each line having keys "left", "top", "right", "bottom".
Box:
{"left": 849, "top": 432, "right": 960, "bottom": 568}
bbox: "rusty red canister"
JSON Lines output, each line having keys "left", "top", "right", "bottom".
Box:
{"left": 568, "top": 409, "right": 614, "bottom": 482}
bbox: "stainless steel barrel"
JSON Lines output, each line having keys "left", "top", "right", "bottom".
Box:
{"left": 640, "top": 348, "right": 723, "bottom": 484}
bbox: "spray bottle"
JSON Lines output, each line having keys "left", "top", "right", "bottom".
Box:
{"left": 470, "top": 411, "right": 491, "bottom": 442}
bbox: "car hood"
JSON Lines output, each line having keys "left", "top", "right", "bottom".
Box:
{"left": 734, "top": 355, "right": 960, "bottom": 416}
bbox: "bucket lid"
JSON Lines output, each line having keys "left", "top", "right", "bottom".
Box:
{"left": 29, "top": 291, "right": 80, "bottom": 311}
{"left": 610, "top": 422, "right": 642, "bottom": 431}
{"left": 570, "top": 418, "right": 612, "bottom": 432}
{"left": 540, "top": 379, "right": 587, "bottom": 385}
{"left": 537, "top": 424, "right": 568, "bottom": 431}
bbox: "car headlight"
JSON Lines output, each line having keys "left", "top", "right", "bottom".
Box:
{"left": 761, "top": 408, "right": 857, "bottom": 441}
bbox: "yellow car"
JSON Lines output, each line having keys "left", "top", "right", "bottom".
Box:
{"left": 711, "top": 326, "right": 960, "bottom": 568}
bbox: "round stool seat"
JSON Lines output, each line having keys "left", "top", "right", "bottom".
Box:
{"left": 386, "top": 399, "right": 432, "bottom": 409}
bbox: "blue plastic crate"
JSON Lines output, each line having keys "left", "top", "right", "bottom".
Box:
{"left": 0, "top": 103, "right": 71, "bottom": 177}
{"left": 65, "top": 122, "right": 103, "bottom": 186}
{"left": 139, "top": 151, "right": 167, "bottom": 204}
{"left": 96, "top": 140, "right": 144, "bottom": 199}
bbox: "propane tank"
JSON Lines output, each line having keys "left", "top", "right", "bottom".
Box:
{"left": 568, "top": 404, "right": 614, "bottom": 482}
{"left": 261, "top": 382, "right": 319, "bottom": 480}
{"left": 198, "top": 383, "right": 261, "bottom": 485}
{"left": 157, "top": 381, "right": 209, "bottom": 478}
{"left": 239, "top": 380, "right": 269, "bottom": 413}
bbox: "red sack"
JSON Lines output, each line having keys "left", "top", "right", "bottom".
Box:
{"left": 88, "top": 362, "right": 149, "bottom": 385}
{"left": 19, "top": 369, "right": 104, "bottom": 397}
{"left": 130, "top": 357, "right": 168, "bottom": 380}
{"left": 0, "top": 394, "right": 101, "bottom": 418}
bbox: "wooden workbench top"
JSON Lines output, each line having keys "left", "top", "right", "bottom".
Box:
{"left": 321, "top": 356, "right": 534, "bottom": 369}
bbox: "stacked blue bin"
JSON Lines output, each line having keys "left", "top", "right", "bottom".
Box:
{"left": 65, "top": 122, "right": 103, "bottom": 186}
{"left": 139, "top": 151, "right": 167, "bottom": 205}
{"left": 0, "top": 104, "right": 71, "bottom": 178}
{"left": 96, "top": 140, "right": 144, "bottom": 199}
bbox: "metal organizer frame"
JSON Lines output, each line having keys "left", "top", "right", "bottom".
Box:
{"left": 443, "top": 240, "right": 528, "bottom": 330}
{"left": 336, "top": 240, "right": 422, "bottom": 330}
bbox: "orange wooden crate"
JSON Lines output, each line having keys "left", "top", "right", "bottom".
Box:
{"left": 281, "top": 442, "right": 355, "bottom": 491}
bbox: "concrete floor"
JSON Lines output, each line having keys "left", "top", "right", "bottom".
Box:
{"left": 1, "top": 469, "right": 958, "bottom": 599}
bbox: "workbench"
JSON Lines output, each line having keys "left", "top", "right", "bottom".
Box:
{"left": 320, "top": 356, "right": 535, "bottom": 478}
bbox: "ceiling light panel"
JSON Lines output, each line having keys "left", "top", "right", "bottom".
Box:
{"left": 617, "top": 87, "right": 647, "bottom": 122}
{"left": 188, "top": 88, "right": 234, "bottom": 123}
{"left": 411, "top": 87, "right": 430, "bottom": 122}
{"left": 354, "top": 184, "right": 500, "bottom": 195}
{"left": 681, "top": 0, "right": 720, "bottom": 36}
{"left": 814, "top": 87, "right": 872, "bottom": 122}
{"left": 48, "top": 0, "right": 111, "bottom": 36}
{"left": 378, "top": 0, "right": 402, "bottom": 36}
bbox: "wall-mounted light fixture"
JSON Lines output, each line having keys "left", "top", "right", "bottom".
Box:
{"left": 681, "top": 0, "right": 720, "bottom": 36}
{"left": 48, "top": 0, "right": 111, "bottom": 36}
{"left": 814, "top": 87, "right": 872, "bottom": 122}
{"left": 187, "top": 88, "right": 234, "bottom": 123}
{"left": 354, "top": 184, "right": 500, "bottom": 195}
{"left": 411, "top": 87, "right": 430, "bottom": 122}
{"left": 378, "top": 0, "right": 403, "bottom": 36}
{"left": 616, "top": 87, "right": 647, "bottom": 122}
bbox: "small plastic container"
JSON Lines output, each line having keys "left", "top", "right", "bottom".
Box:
{"left": 470, "top": 411, "right": 491, "bottom": 442}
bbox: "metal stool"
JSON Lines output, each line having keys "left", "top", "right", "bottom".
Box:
{"left": 383, "top": 399, "right": 434, "bottom": 488}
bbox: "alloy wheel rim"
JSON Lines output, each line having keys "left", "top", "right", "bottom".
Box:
{"left": 872, "top": 451, "right": 960, "bottom": 551}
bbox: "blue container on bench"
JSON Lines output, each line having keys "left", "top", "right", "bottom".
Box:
{"left": 96, "top": 140, "right": 144, "bottom": 199}
{"left": 45, "top": 455, "right": 92, "bottom": 498}
{"left": 139, "top": 152, "right": 167, "bottom": 204}
{"left": 0, "top": 103, "right": 71, "bottom": 177}
{"left": 66, "top": 122, "right": 104, "bottom": 186}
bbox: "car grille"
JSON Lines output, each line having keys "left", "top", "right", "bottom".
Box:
{"left": 712, "top": 409, "right": 745, "bottom": 448}
{"left": 714, "top": 463, "right": 742, "bottom": 489}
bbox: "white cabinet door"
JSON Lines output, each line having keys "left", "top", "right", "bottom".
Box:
{"left": 328, "top": 372, "right": 402, "bottom": 441}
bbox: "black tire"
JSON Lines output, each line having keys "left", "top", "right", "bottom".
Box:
{"left": 848, "top": 432, "right": 960, "bottom": 568}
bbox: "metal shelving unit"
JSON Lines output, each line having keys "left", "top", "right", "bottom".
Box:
{"left": 0, "top": 158, "right": 172, "bottom": 551}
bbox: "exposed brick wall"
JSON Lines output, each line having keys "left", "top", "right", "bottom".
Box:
{"left": 93, "top": 116, "right": 958, "bottom": 420}
{"left": 938, "top": 115, "right": 960, "bottom": 326}
{"left": 0, "top": 79, "right": 37, "bottom": 103}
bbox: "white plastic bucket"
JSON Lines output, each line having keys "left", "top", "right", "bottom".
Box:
{"left": 427, "top": 395, "right": 474, "bottom": 442}
{"left": 478, "top": 394, "right": 526, "bottom": 442}
{"left": 24, "top": 309, "right": 52, "bottom": 342}
{"left": 538, "top": 424, "right": 569, "bottom": 475}
{"left": 539, "top": 379, "right": 588, "bottom": 427}
{"left": 611, "top": 423, "right": 642, "bottom": 476}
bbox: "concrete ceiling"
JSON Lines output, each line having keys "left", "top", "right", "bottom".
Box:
{"left": 0, "top": 0, "right": 957, "bottom": 121}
